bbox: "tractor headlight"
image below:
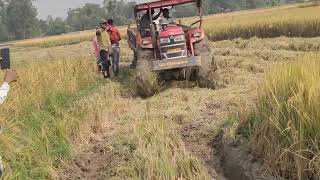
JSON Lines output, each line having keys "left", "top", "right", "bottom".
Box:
{"left": 160, "top": 37, "right": 170, "bottom": 44}
{"left": 193, "top": 32, "right": 202, "bottom": 38}
{"left": 174, "top": 35, "right": 185, "bottom": 42}
{"left": 142, "top": 39, "right": 151, "bottom": 45}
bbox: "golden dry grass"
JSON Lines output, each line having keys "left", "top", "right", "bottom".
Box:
{"left": 13, "top": 31, "right": 93, "bottom": 48}
{"left": 1, "top": 3, "right": 320, "bottom": 179}
{"left": 0, "top": 40, "right": 210, "bottom": 179}
{"left": 240, "top": 54, "right": 320, "bottom": 180}
{"left": 0, "top": 55, "right": 103, "bottom": 178}
{"left": 12, "top": 27, "right": 128, "bottom": 49}
{"left": 201, "top": 5, "right": 320, "bottom": 40}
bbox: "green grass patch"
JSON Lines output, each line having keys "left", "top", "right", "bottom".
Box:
{"left": 0, "top": 56, "right": 108, "bottom": 179}
{"left": 1, "top": 80, "right": 106, "bottom": 179}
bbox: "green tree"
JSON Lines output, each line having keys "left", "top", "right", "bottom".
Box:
{"left": 66, "top": 3, "right": 105, "bottom": 32}
{"left": 38, "top": 19, "right": 48, "bottom": 35}
{"left": 6, "top": 0, "right": 39, "bottom": 39}
{"left": 246, "top": 0, "right": 257, "bottom": 8}
{"left": 46, "top": 16, "right": 66, "bottom": 35}
{"left": 0, "top": 0, "right": 9, "bottom": 41}
{"left": 174, "top": 3, "right": 197, "bottom": 17}
{"left": 103, "top": 0, "right": 135, "bottom": 25}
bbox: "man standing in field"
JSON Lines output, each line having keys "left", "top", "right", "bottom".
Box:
{"left": 107, "top": 19, "right": 121, "bottom": 77}
{"left": 96, "top": 19, "right": 113, "bottom": 79}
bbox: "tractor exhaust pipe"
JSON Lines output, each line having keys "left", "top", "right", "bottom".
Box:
{"left": 197, "top": 0, "right": 203, "bottom": 28}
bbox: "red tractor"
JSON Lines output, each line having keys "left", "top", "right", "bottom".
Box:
{"left": 127, "top": 0, "right": 216, "bottom": 96}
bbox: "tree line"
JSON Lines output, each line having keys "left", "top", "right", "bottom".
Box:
{"left": 0, "top": 0, "right": 305, "bottom": 42}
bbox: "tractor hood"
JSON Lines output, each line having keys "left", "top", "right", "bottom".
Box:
{"left": 159, "top": 26, "right": 184, "bottom": 38}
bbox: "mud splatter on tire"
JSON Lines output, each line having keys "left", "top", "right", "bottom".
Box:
{"left": 194, "top": 36, "right": 218, "bottom": 89}
{"left": 134, "top": 50, "right": 160, "bottom": 97}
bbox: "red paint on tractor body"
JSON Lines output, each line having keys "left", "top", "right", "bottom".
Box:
{"left": 159, "top": 26, "right": 184, "bottom": 38}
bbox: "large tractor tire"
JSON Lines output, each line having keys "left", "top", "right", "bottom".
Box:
{"left": 194, "top": 36, "right": 217, "bottom": 89}
{"left": 134, "top": 50, "right": 160, "bottom": 97}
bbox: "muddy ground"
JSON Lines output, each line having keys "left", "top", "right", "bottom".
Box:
{"left": 58, "top": 37, "right": 320, "bottom": 180}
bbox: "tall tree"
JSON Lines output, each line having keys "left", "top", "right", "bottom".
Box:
{"left": 246, "top": 0, "right": 257, "bottom": 8}
{"left": 66, "top": 3, "right": 105, "bottom": 32}
{"left": 46, "top": 16, "right": 66, "bottom": 35}
{"left": 6, "top": 0, "right": 38, "bottom": 39}
{"left": 104, "top": 0, "right": 134, "bottom": 25}
{"left": 0, "top": 0, "right": 8, "bottom": 41}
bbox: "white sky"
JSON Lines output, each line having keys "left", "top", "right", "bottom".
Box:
{"left": 33, "top": 0, "right": 104, "bottom": 19}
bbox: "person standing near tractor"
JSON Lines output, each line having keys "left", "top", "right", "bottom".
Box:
{"left": 0, "top": 69, "right": 17, "bottom": 177}
{"left": 96, "top": 19, "right": 113, "bottom": 78}
{"left": 107, "top": 19, "right": 121, "bottom": 77}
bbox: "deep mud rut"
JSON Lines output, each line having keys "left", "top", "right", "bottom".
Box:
{"left": 59, "top": 37, "right": 320, "bottom": 180}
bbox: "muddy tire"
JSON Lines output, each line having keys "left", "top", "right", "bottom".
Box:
{"left": 130, "top": 51, "right": 138, "bottom": 69}
{"left": 134, "top": 50, "right": 160, "bottom": 97}
{"left": 194, "top": 36, "right": 217, "bottom": 89}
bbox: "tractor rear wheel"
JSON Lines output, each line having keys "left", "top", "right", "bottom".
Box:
{"left": 194, "top": 36, "right": 217, "bottom": 89}
{"left": 134, "top": 50, "right": 160, "bottom": 97}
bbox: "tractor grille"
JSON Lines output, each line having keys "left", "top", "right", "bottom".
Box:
{"left": 161, "top": 44, "right": 186, "bottom": 59}
{"left": 166, "top": 52, "right": 184, "bottom": 59}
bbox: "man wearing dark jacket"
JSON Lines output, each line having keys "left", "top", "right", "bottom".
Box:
{"left": 139, "top": 8, "right": 162, "bottom": 37}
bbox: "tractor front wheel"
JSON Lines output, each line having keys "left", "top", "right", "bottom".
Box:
{"left": 194, "top": 36, "right": 217, "bottom": 89}
{"left": 134, "top": 50, "right": 160, "bottom": 97}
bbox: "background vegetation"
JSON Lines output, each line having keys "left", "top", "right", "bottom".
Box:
{"left": 201, "top": 5, "right": 320, "bottom": 40}
{"left": 0, "top": 0, "right": 309, "bottom": 42}
{"left": 7, "top": 3, "right": 320, "bottom": 49}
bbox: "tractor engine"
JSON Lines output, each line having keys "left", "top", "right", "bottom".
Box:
{"left": 158, "top": 26, "right": 187, "bottom": 60}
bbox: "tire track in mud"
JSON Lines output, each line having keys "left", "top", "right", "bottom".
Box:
{"left": 58, "top": 107, "right": 117, "bottom": 180}
{"left": 58, "top": 82, "right": 145, "bottom": 180}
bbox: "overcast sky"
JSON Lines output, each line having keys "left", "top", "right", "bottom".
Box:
{"left": 33, "top": 0, "right": 104, "bottom": 19}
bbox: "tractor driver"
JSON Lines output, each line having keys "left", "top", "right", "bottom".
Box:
{"left": 160, "top": 8, "right": 175, "bottom": 25}
{"left": 139, "top": 8, "right": 162, "bottom": 37}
